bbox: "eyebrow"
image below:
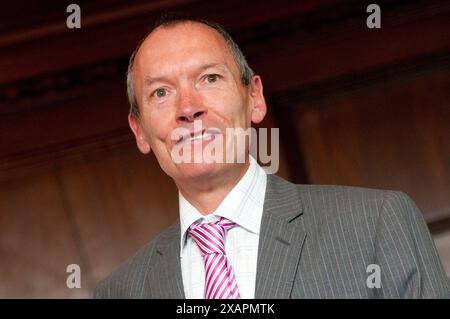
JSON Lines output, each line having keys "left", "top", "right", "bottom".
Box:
{"left": 143, "top": 63, "right": 229, "bottom": 87}
{"left": 198, "top": 63, "right": 228, "bottom": 73}
{"left": 143, "top": 75, "right": 166, "bottom": 88}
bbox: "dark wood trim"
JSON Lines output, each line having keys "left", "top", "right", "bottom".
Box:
{"left": 0, "top": 57, "right": 128, "bottom": 114}
{"left": 272, "top": 48, "right": 450, "bottom": 106}
{"left": 0, "top": 0, "right": 198, "bottom": 47}
{"left": 429, "top": 216, "right": 450, "bottom": 235}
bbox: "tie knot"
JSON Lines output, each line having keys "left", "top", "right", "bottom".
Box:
{"left": 188, "top": 217, "right": 236, "bottom": 256}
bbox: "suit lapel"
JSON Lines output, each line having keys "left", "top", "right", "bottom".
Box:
{"left": 144, "top": 221, "right": 186, "bottom": 299}
{"left": 255, "top": 174, "right": 307, "bottom": 298}
{"left": 145, "top": 174, "right": 306, "bottom": 299}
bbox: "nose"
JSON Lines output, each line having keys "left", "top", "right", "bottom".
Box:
{"left": 175, "top": 87, "right": 207, "bottom": 123}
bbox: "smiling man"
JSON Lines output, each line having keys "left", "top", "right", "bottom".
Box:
{"left": 126, "top": 17, "right": 266, "bottom": 216}
{"left": 94, "top": 15, "right": 450, "bottom": 299}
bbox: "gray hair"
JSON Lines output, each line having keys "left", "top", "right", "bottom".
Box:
{"left": 126, "top": 15, "right": 254, "bottom": 118}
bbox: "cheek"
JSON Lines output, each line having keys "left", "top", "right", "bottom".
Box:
{"left": 140, "top": 112, "right": 171, "bottom": 147}
{"left": 202, "top": 89, "right": 249, "bottom": 125}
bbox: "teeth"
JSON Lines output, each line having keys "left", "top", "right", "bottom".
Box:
{"left": 188, "top": 134, "right": 203, "bottom": 142}
{"left": 186, "top": 131, "right": 213, "bottom": 142}
{"left": 202, "top": 132, "right": 213, "bottom": 140}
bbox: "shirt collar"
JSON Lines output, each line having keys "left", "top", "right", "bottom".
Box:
{"left": 178, "top": 156, "right": 267, "bottom": 256}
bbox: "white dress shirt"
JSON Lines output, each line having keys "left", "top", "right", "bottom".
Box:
{"left": 179, "top": 156, "right": 267, "bottom": 299}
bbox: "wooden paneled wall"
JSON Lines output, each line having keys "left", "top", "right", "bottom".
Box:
{"left": 293, "top": 69, "right": 450, "bottom": 223}
{"left": 1, "top": 0, "right": 449, "bottom": 297}
{"left": 0, "top": 144, "right": 180, "bottom": 297}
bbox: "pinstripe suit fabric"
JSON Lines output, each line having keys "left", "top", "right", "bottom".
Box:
{"left": 94, "top": 174, "right": 450, "bottom": 298}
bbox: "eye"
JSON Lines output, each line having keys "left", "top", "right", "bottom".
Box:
{"left": 205, "top": 74, "right": 220, "bottom": 83}
{"left": 152, "top": 88, "right": 167, "bottom": 98}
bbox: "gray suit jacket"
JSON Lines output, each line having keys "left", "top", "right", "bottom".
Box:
{"left": 94, "top": 174, "right": 450, "bottom": 298}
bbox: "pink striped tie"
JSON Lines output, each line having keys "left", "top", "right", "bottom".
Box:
{"left": 188, "top": 217, "right": 241, "bottom": 299}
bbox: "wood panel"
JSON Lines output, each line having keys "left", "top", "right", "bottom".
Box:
{"left": 57, "top": 144, "right": 179, "bottom": 286}
{"left": 293, "top": 69, "right": 450, "bottom": 223}
{"left": 0, "top": 169, "right": 84, "bottom": 298}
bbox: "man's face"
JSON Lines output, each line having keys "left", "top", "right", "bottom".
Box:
{"left": 129, "top": 22, "right": 266, "bottom": 184}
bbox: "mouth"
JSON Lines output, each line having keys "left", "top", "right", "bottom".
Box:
{"left": 176, "top": 128, "right": 221, "bottom": 146}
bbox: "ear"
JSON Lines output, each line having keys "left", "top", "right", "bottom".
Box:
{"left": 249, "top": 75, "right": 267, "bottom": 124}
{"left": 128, "top": 114, "right": 151, "bottom": 154}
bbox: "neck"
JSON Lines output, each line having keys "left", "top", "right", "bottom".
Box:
{"left": 176, "top": 162, "right": 250, "bottom": 215}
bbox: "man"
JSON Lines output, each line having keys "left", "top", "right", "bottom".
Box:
{"left": 94, "top": 16, "right": 450, "bottom": 298}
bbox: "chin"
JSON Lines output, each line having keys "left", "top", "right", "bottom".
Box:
{"left": 176, "top": 161, "right": 225, "bottom": 180}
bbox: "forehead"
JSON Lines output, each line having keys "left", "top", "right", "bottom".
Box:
{"left": 134, "top": 22, "right": 236, "bottom": 76}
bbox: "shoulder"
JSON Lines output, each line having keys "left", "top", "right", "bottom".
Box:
{"left": 266, "top": 174, "right": 415, "bottom": 234}
{"left": 267, "top": 173, "right": 407, "bottom": 214}
{"left": 93, "top": 220, "right": 179, "bottom": 298}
